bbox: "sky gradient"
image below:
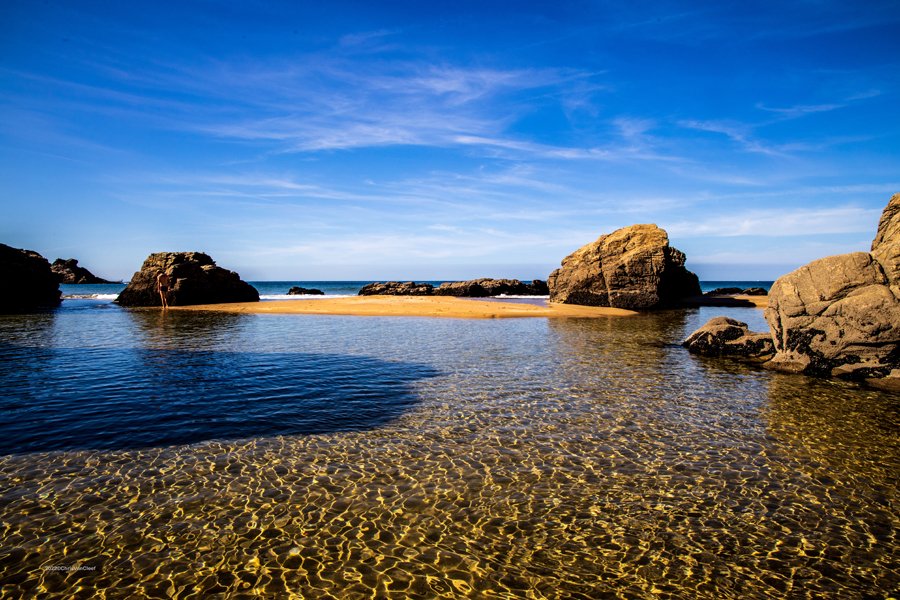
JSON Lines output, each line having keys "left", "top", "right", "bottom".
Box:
{"left": 2, "top": 1, "right": 899, "bottom": 281}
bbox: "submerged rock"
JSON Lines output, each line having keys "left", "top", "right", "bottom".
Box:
{"left": 0, "top": 243, "right": 61, "bottom": 313}
{"left": 763, "top": 193, "right": 900, "bottom": 389}
{"left": 434, "top": 278, "right": 549, "bottom": 297}
{"left": 548, "top": 224, "right": 701, "bottom": 310}
{"left": 682, "top": 317, "right": 774, "bottom": 362}
{"left": 116, "top": 252, "right": 259, "bottom": 307}
{"left": 287, "top": 286, "right": 324, "bottom": 295}
{"left": 358, "top": 282, "right": 434, "bottom": 296}
{"left": 51, "top": 258, "right": 116, "bottom": 284}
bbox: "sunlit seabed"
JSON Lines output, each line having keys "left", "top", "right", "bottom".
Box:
{"left": 0, "top": 301, "right": 897, "bottom": 598}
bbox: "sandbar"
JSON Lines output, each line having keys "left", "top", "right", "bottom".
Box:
{"left": 172, "top": 296, "right": 637, "bottom": 319}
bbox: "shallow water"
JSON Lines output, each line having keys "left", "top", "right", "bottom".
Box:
{"left": 0, "top": 301, "right": 897, "bottom": 598}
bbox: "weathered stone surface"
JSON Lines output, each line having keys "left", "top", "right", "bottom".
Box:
{"left": 871, "top": 192, "right": 900, "bottom": 289}
{"left": 548, "top": 224, "right": 701, "bottom": 310}
{"left": 116, "top": 252, "right": 259, "bottom": 307}
{"left": 51, "top": 258, "right": 116, "bottom": 284}
{"left": 765, "top": 251, "right": 900, "bottom": 381}
{"left": 358, "top": 282, "right": 434, "bottom": 296}
{"left": 682, "top": 317, "right": 775, "bottom": 361}
{"left": 434, "top": 278, "right": 549, "bottom": 297}
{"left": 0, "top": 243, "right": 61, "bottom": 313}
{"left": 287, "top": 286, "right": 324, "bottom": 295}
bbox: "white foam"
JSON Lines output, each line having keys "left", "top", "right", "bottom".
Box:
{"left": 63, "top": 294, "right": 120, "bottom": 300}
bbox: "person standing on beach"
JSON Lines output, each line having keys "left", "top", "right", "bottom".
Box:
{"left": 156, "top": 271, "right": 171, "bottom": 309}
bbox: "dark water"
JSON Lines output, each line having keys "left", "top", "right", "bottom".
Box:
{"left": 0, "top": 300, "right": 896, "bottom": 598}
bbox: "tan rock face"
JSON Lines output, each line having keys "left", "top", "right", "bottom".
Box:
{"left": 682, "top": 317, "right": 775, "bottom": 361}
{"left": 548, "top": 224, "right": 700, "bottom": 310}
{"left": 764, "top": 194, "right": 900, "bottom": 384}
{"left": 871, "top": 192, "right": 900, "bottom": 290}
{"left": 116, "top": 252, "right": 259, "bottom": 307}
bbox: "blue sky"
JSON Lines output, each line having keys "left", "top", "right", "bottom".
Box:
{"left": 2, "top": 1, "right": 899, "bottom": 281}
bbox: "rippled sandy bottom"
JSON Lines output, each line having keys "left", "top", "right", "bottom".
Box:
{"left": 0, "top": 309, "right": 897, "bottom": 599}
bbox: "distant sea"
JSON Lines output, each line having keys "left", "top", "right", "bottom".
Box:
{"left": 60, "top": 280, "right": 776, "bottom": 301}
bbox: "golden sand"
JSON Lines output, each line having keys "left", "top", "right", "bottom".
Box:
{"left": 172, "top": 295, "right": 637, "bottom": 319}
{"left": 730, "top": 294, "right": 769, "bottom": 308}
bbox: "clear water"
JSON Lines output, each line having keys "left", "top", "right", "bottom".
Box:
{"left": 0, "top": 299, "right": 895, "bottom": 598}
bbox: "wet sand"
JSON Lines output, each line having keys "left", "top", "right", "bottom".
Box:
{"left": 173, "top": 296, "right": 637, "bottom": 319}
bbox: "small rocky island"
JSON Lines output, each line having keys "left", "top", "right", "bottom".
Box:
{"left": 685, "top": 192, "right": 900, "bottom": 390}
{"left": 0, "top": 243, "right": 61, "bottom": 313}
{"left": 116, "top": 252, "right": 259, "bottom": 307}
{"left": 359, "top": 278, "right": 548, "bottom": 297}
{"left": 288, "top": 286, "right": 324, "bottom": 295}
{"left": 548, "top": 223, "right": 701, "bottom": 310}
{"left": 51, "top": 258, "right": 116, "bottom": 284}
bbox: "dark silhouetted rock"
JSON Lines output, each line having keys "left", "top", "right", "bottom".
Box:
{"left": 764, "top": 194, "right": 900, "bottom": 389}
{"left": 548, "top": 224, "right": 701, "bottom": 310}
{"left": 434, "top": 278, "right": 549, "bottom": 297}
{"left": 116, "top": 252, "right": 259, "bottom": 307}
{"left": 358, "top": 282, "right": 434, "bottom": 296}
{"left": 0, "top": 243, "right": 61, "bottom": 313}
{"left": 51, "top": 258, "right": 116, "bottom": 284}
{"left": 741, "top": 287, "right": 768, "bottom": 296}
{"left": 682, "top": 317, "right": 775, "bottom": 362}
{"left": 704, "top": 287, "right": 743, "bottom": 296}
{"left": 287, "top": 286, "right": 324, "bottom": 295}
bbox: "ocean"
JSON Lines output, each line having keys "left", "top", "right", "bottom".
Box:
{"left": 1, "top": 282, "right": 896, "bottom": 598}
{"left": 59, "top": 279, "right": 777, "bottom": 301}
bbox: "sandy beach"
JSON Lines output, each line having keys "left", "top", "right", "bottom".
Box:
{"left": 172, "top": 295, "right": 638, "bottom": 318}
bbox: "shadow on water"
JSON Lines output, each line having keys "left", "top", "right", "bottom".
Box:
{"left": 0, "top": 344, "right": 440, "bottom": 454}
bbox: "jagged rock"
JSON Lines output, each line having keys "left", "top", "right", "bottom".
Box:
{"left": 51, "top": 258, "right": 116, "bottom": 284}
{"left": 358, "top": 282, "right": 434, "bottom": 296}
{"left": 764, "top": 194, "right": 900, "bottom": 388}
{"left": 548, "top": 224, "right": 701, "bottom": 310}
{"left": 287, "top": 286, "right": 324, "bottom": 295}
{"left": 741, "top": 287, "right": 768, "bottom": 296}
{"left": 0, "top": 243, "right": 61, "bottom": 313}
{"left": 116, "top": 252, "right": 259, "bottom": 307}
{"left": 682, "top": 317, "right": 775, "bottom": 362}
{"left": 434, "top": 278, "right": 549, "bottom": 297}
{"left": 871, "top": 192, "right": 900, "bottom": 289}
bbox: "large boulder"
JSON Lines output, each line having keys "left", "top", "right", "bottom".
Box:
{"left": 116, "top": 252, "right": 259, "bottom": 307}
{"left": 682, "top": 317, "right": 775, "bottom": 362}
{"left": 51, "top": 258, "right": 116, "bottom": 284}
{"left": 434, "top": 278, "right": 549, "bottom": 297}
{"left": 0, "top": 243, "right": 61, "bottom": 313}
{"left": 548, "top": 224, "right": 701, "bottom": 310}
{"left": 764, "top": 194, "right": 900, "bottom": 388}
{"left": 358, "top": 281, "right": 434, "bottom": 296}
{"left": 871, "top": 192, "right": 900, "bottom": 290}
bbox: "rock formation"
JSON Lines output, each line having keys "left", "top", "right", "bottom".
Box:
{"left": 51, "top": 258, "right": 116, "bottom": 284}
{"left": 704, "top": 286, "right": 768, "bottom": 296}
{"left": 548, "top": 224, "right": 701, "bottom": 310}
{"left": 434, "top": 278, "right": 549, "bottom": 297}
{"left": 682, "top": 317, "right": 774, "bottom": 362}
{"left": 116, "top": 252, "right": 259, "bottom": 307}
{"left": 287, "top": 286, "right": 324, "bottom": 295}
{"left": 358, "top": 282, "right": 434, "bottom": 296}
{"left": 757, "top": 193, "right": 898, "bottom": 388}
{"left": 0, "top": 243, "right": 61, "bottom": 313}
